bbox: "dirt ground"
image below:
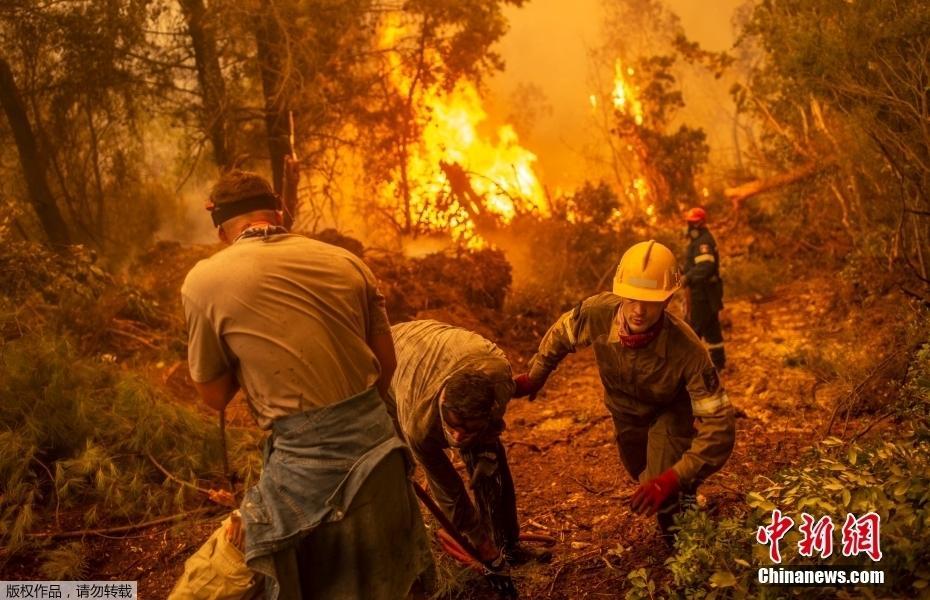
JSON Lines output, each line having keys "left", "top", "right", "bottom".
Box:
{"left": 5, "top": 267, "right": 899, "bottom": 599}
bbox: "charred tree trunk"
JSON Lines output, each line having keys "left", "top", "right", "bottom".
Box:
{"left": 253, "top": 0, "right": 289, "bottom": 197}
{"left": 724, "top": 160, "right": 833, "bottom": 207}
{"left": 0, "top": 56, "right": 71, "bottom": 245}
{"left": 179, "top": 0, "right": 232, "bottom": 169}
{"left": 440, "top": 161, "right": 497, "bottom": 234}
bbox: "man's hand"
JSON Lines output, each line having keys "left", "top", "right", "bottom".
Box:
{"left": 226, "top": 510, "right": 245, "bottom": 551}
{"left": 208, "top": 488, "right": 238, "bottom": 509}
{"left": 484, "top": 550, "right": 518, "bottom": 598}
{"left": 512, "top": 373, "right": 542, "bottom": 400}
{"left": 438, "top": 529, "right": 517, "bottom": 598}
{"left": 193, "top": 371, "right": 239, "bottom": 412}
{"left": 630, "top": 468, "right": 680, "bottom": 516}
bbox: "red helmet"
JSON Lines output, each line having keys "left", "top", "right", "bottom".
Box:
{"left": 685, "top": 207, "right": 706, "bottom": 223}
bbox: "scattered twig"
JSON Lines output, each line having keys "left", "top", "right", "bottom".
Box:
{"left": 30, "top": 456, "right": 60, "bottom": 529}
{"left": 107, "top": 327, "right": 160, "bottom": 350}
{"left": 900, "top": 286, "right": 930, "bottom": 308}
{"left": 553, "top": 509, "right": 591, "bottom": 531}
{"left": 27, "top": 507, "right": 215, "bottom": 539}
{"left": 547, "top": 563, "right": 566, "bottom": 597}
{"left": 540, "top": 415, "right": 611, "bottom": 451}
{"left": 162, "top": 361, "right": 183, "bottom": 384}
{"left": 146, "top": 453, "right": 237, "bottom": 508}
{"left": 146, "top": 453, "right": 212, "bottom": 496}
{"left": 823, "top": 349, "right": 905, "bottom": 437}
{"left": 566, "top": 548, "right": 603, "bottom": 564}
{"left": 527, "top": 518, "right": 550, "bottom": 532}
{"left": 849, "top": 410, "right": 897, "bottom": 443}
{"left": 506, "top": 440, "right": 542, "bottom": 453}
{"left": 569, "top": 475, "right": 612, "bottom": 496}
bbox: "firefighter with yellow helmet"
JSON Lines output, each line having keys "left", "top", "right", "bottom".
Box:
{"left": 513, "top": 240, "right": 735, "bottom": 540}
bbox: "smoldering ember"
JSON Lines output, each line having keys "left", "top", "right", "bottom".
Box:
{"left": 0, "top": 0, "right": 928, "bottom": 598}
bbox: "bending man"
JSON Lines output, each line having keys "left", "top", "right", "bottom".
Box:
{"left": 390, "top": 319, "right": 546, "bottom": 566}
{"left": 515, "top": 241, "right": 735, "bottom": 540}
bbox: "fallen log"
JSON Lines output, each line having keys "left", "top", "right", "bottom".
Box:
{"left": 724, "top": 160, "right": 833, "bottom": 207}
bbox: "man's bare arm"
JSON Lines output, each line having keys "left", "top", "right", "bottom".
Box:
{"left": 368, "top": 331, "right": 397, "bottom": 401}
{"left": 193, "top": 371, "right": 240, "bottom": 412}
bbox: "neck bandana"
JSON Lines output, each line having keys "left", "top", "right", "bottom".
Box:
{"left": 618, "top": 314, "right": 665, "bottom": 349}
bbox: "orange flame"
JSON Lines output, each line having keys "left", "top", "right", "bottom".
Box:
{"left": 378, "top": 17, "right": 548, "bottom": 247}
{"left": 612, "top": 59, "right": 643, "bottom": 126}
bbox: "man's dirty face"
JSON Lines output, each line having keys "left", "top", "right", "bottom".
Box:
{"left": 439, "top": 392, "right": 487, "bottom": 447}
{"left": 620, "top": 298, "right": 666, "bottom": 333}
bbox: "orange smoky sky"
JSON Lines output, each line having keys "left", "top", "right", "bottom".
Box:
{"left": 487, "top": 0, "right": 746, "bottom": 194}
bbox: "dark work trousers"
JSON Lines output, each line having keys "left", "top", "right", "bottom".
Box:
{"left": 460, "top": 438, "right": 520, "bottom": 551}
{"left": 611, "top": 406, "right": 699, "bottom": 541}
{"left": 689, "top": 298, "right": 726, "bottom": 370}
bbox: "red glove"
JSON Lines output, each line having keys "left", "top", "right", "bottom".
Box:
{"left": 512, "top": 373, "right": 542, "bottom": 400}
{"left": 630, "top": 468, "right": 680, "bottom": 516}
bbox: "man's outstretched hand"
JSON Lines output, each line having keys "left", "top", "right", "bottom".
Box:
{"left": 630, "top": 468, "right": 680, "bottom": 516}
{"left": 512, "top": 373, "right": 542, "bottom": 401}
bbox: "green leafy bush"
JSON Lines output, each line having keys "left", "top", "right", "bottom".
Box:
{"left": 655, "top": 429, "right": 930, "bottom": 598}
{"left": 0, "top": 334, "right": 261, "bottom": 557}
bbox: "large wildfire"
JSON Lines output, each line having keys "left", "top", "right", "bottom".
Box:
{"left": 378, "top": 18, "right": 549, "bottom": 248}
{"left": 374, "top": 19, "right": 661, "bottom": 248}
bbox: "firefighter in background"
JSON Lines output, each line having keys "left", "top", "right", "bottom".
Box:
{"left": 514, "top": 241, "right": 735, "bottom": 541}
{"left": 683, "top": 207, "right": 726, "bottom": 370}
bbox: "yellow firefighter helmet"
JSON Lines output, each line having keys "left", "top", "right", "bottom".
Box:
{"left": 612, "top": 240, "right": 681, "bottom": 302}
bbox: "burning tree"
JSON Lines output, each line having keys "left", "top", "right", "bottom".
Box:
{"left": 586, "top": 0, "right": 713, "bottom": 217}
{"left": 590, "top": 54, "right": 709, "bottom": 217}
{"left": 363, "top": 10, "right": 548, "bottom": 248}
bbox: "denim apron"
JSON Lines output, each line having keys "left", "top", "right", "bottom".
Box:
{"left": 240, "top": 387, "right": 410, "bottom": 598}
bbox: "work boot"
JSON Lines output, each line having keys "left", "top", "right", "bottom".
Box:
{"left": 657, "top": 511, "right": 677, "bottom": 547}
{"left": 656, "top": 492, "right": 697, "bottom": 547}
{"left": 504, "top": 542, "right": 553, "bottom": 565}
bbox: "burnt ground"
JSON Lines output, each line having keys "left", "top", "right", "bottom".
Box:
{"left": 4, "top": 273, "right": 901, "bottom": 599}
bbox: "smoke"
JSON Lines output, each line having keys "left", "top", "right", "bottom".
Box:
{"left": 486, "top": 0, "right": 746, "bottom": 195}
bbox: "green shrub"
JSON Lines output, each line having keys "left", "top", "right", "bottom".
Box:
{"left": 901, "top": 342, "right": 930, "bottom": 424}
{"left": 38, "top": 542, "right": 88, "bottom": 580}
{"left": 0, "top": 334, "right": 261, "bottom": 557}
{"left": 657, "top": 430, "right": 930, "bottom": 598}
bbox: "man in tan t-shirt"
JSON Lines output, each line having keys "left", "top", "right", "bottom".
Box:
{"left": 181, "top": 166, "right": 432, "bottom": 599}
